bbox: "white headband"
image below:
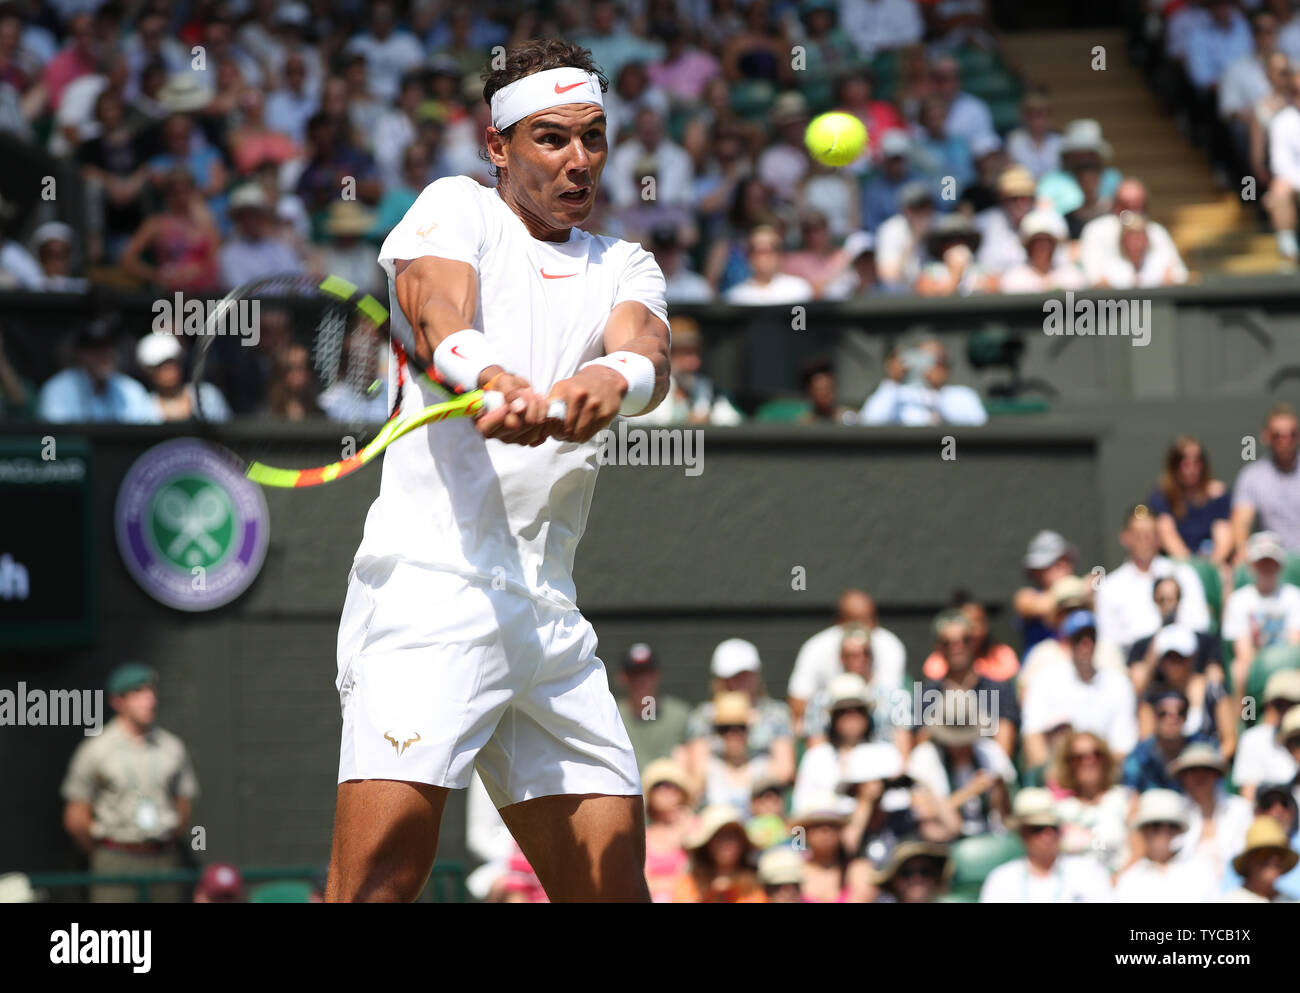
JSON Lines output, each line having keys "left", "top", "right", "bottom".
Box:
{"left": 490, "top": 67, "right": 603, "bottom": 131}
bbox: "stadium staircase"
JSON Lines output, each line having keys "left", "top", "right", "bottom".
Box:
{"left": 999, "top": 29, "right": 1285, "bottom": 275}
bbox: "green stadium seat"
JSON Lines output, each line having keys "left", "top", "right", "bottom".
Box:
{"left": 1243, "top": 644, "right": 1300, "bottom": 712}
{"left": 249, "top": 880, "right": 317, "bottom": 903}
{"left": 964, "top": 72, "right": 1021, "bottom": 103}
{"left": 956, "top": 48, "right": 1000, "bottom": 76}
{"left": 729, "top": 79, "right": 776, "bottom": 118}
{"left": 1187, "top": 558, "right": 1223, "bottom": 631}
{"left": 989, "top": 97, "right": 1022, "bottom": 135}
{"left": 947, "top": 832, "right": 1024, "bottom": 901}
{"left": 754, "top": 397, "right": 811, "bottom": 423}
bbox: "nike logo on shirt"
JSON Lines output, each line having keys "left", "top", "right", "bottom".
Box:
{"left": 539, "top": 269, "right": 576, "bottom": 279}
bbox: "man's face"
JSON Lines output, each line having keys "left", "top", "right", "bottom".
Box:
{"left": 79, "top": 342, "right": 116, "bottom": 381}
{"left": 922, "top": 351, "right": 949, "bottom": 390}
{"left": 1004, "top": 193, "right": 1034, "bottom": 226}
{"left": 1114, "top": 182, "right": 1146, "bottom": 215}
{"left": 1141, "top": 822, "right": 1179, "bottom": 863}
{"left": 839, "top": 592, "right": 876, "bottom": 627}
{"left": 150, "top": 358, "right": 183, "bottom": 392}
{"left": 1180, "top": 767, "right": 1219, "bottom": 797}
{"left": 1022, "top": 824, "right": 1060, "bottom": 862}
{"left": 1123, "top": 516, "right": 1159, "bottom": 563}
{"left": 1154, "top": 696, "right": 1188, "bottom": 741}
{"left": 1253, "top": 557, "right": 1282, "bottom": 593}
{"left": 747, "top": 231, "right": 782, "bottom": 280}
{"left": 938, "top": 623, "right": 974, "bottom": 672}
{"left": 112, "top": 685, "right": 157, "bottom": 727}
{"left": 840, "top": 639, "right": 872, "bottom": 678}
{"left": 1258, "top": 797, "right": 1297, "bottom": 836}
{"left": 623, "top": 667, "right": 659, "bottom": 703}
{"left": 670, "top": 342, "right": 700, "bottom": 378}
{"left": 1069, "top": 630, "right": 1096, "bottom": 669}
{"left": 807, "top": 370, "right": 835, "bottom": 409}
{"left": 493, "top": 104, "right": 607, "bottom": 231}
{"left": 1246, "top": 851, "right": 1286, "bottom": 890}
{"left": 1267, "top": 414, "right": 1299, "bottom": 465}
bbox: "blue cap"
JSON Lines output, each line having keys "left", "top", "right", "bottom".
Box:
{"left": 1060, "top": 610, "right": 1097, "bottom": 639}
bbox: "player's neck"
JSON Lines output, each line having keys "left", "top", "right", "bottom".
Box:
{"left": 495, "top": 182, "right": 571, "bottom": 243}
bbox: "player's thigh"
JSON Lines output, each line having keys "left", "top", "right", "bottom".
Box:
{"left": 498, "top": 792, "right": 650, "bottom": 903}
{"left": 326, "top": 779, "right": 449, "bottom": 903}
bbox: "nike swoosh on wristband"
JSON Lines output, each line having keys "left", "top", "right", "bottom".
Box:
{"left": 450, "top": 345, "right": 466, "bottom": 357}
{"left": 540, "top": 269, "right": 576, "bottom": 279}
{"left": 554, "top": 80, "right": 587, "bottom": 93}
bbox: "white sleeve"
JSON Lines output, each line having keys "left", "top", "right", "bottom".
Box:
{"left": 1287, "top": 587, "right": 1300, "bottom": 636}
{"left": 788, "top": 629, "right": 831, "bottom": 700}
{"left": 861, "top": 379, "right": 901, "bottom": 424}
{"left": 1093, "top": 575, "right": 1122, "bottom": 649}
{"left": 1221, "top": 588, "right": 1249, "bottom": 642}
{"left": 1269, "top": 110, "right": 1300, "bottom": 190}
{"left": 376, "top": 177, "right": 486, "bottom": 280}
{"left": 1106, "top": 677, "right": 1139, "bottom": 757}
{"left": 1173, "top": 562, "right": 1211, "bottom": 633}
{"left": 611, "top": 242, "right": 668, "bottom": 327}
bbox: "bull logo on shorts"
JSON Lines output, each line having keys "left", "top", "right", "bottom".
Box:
{"left": 383, "top": 729, "right": 422, "bottom": 755}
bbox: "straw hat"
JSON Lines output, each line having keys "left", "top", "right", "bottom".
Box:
{"left": 871, "top": 839, "right": 951, "bottom": 888}
{"left": 1278, "top": 705, "right": 1300, "bottom": 746}
{"left": 927, "top": 688, "right": 988, "bottom": 746}
{"left": 998, "top": 165, "right": 1038, "bottom": 199}
{"left": 685, "top": 804, "right": 752, "bottom": 852}
{"left": 757, "top": 847, "right": 805, "bottom": 886}
{"left": 1263, "top": 669, "right": 1300, "bottom": 706}
{"left": 324, "top": 200, "right": 376, "bottom": 237}
{"left": 1059, "top": 119, "right": 1112, "bottom": 160}
{"left": 1132, "top": 789, "right": 1189, "bottom": 831}
{"left": 641, "top": 758, "right": 690, "bottom": 795}
{"left": 711, "top": 690, "right": 753, "bottom": 728}
{"left": 1231, "top": 815, "right": 1299, "bottom": 876}
{"left": 159, "top": 74, "right": 213, "bottom": 113}
{"left": 1167, "top": 742, "right": 1227, "bottom": 778}
{"left": 837, "top": 742, "right": 904, "bottom": 793}
{"left": 827, "top": 672, "right": 872, "bottom": 712}
{"left": 1009, "top": 787, "right": 1061, "bottom": 829}
{"left": 788, "top": 791, "right": 849, "bottom": 829}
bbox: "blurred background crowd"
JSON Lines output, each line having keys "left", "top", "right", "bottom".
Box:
{"left": 0, "top": 0, "right": 1296, "bottom": 424}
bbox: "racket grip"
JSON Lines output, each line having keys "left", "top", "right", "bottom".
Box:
{"left": 480, "top": 391, "right": 567, "bottom": 420}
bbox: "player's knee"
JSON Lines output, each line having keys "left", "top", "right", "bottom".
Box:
{"left": 328, "top": 863, "right": 428, "bottom": 903}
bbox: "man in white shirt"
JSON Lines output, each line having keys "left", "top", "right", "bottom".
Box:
{"left": 342, "top": 0, "right": 425, "bottom": 104}
{"left": 839, "top": 0, "right": 924, "bottom": 59}
{"left": 327, "top": 43, "right": 670, "bottom": 903}
{"left": 1022, "top": 610, "right": 1138, "bottom": 765}
{"left": 875, "top": 181, "right": 935, "bottom": 286}
{"left": 787, "top": 588, "right": 906, "bottom": 736}
{"left": 1223, "top": 531, "right": 1300, "bottom": 698}
{"left": 723, "top": 226, "right": 814, "bottom": 304}
{"left": 1079, "top": 179, "right": 1184, "bottom": 285}
{"left": 1233, "top": 670, "right": 1300, "bottom": 801}
{"left": 1115, "top": 789, "right": 1219, "bottom": 902}
{"left": 860, "top": 338, "right": 987, "bottom": 426}
{"left": 1094, "top": 505, "right": 1211, "bottom": 656}
{"left": 974, "top": 165, "right": 1040, "bottom": 274}
{"left": 605, "top": 106, "right": 693, "bottom": 209}
{"left": 980, "top": 789, "right": 1113, "bottom": 902}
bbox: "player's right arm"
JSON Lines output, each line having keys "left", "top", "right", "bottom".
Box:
{"left": 393, "top": 255, "right": 554, "bottom": 445}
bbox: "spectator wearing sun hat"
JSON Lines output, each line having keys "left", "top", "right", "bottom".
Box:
{"left": 788, "top": 791, "right": 869, "bottom": 902}
{"left": 701, "top": 692, "right": 771, "bottom": 816}
{"left": 642, "top": 759, "right": 693, "bottom": 903}
{"left": 1035, "top": 119, "right": 1122, "bottom": 218}
{"left": 1114, "top": 789, "right": 1218, "bottom": 902}
{"left": 1223, "top": 815, "right": 1300, "bottom": 902}
{"left": 973, "top": 165, "right": 1040, "bottom": 274}
{"left": 193, "top": 862, "right": 246, "bottom": 903}
{"left": 872, "top": 838, "right": 952, "bottom": 903}
{"left": 1220, "top": 783, "right": 1300, "bottom": 900}
{"left": 998, "top": 209, "right": 1086, "bottom": 293}
{"left": 616, "top": 642, "right": 692, "bottom": 772}
{"left": 1234, "top": 669, "right": 1300, "bottom": 801}
{"left": 793, "top": 673, "right": 888, "bottom": 816}
{"left": 686, "top": 639, "right": 794, "bottom": 787}
{"left": 840, "top": 740, "right": 956, "bottom": 869}
{"left": 756, "top": 846, "right": 805, "bottom": 902}
{"left": 1170, "top": 742, "right": 1255, "bottom": 884}
{"left": 218, "top": 183, "right": 305, "bottom": 290}
{"left": 672, "top": 805, "right": 766, "bottom": 903}
{"left": 979, "top": 788, "right": 1113, "bottom": 902}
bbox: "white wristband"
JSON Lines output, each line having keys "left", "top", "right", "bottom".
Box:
{"left": 433, "top": 328, "right": 502, "bottom": 393}
{"left": 581, "top": 351, "right": 657, "bottom": 415}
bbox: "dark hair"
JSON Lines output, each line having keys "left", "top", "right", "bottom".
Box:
{"left": 1159, "top": 435, "right": 1212, "bottom": 519}
{"left": 799, "top": 356, "right": 834, "bottom": 389}
{"left": 1152, "top": 575, "right": 1181, "bottom": 602}
{"left": 479, "top": 39, "right": 609, "bottom": 178}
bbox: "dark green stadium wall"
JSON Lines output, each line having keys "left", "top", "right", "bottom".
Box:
{"left": 3, "top": 386, "right": 1298, "bottom": 881}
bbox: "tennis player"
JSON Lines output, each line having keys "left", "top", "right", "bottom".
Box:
{"left": 326, "top": 40, "right": 670, "bottom": 903}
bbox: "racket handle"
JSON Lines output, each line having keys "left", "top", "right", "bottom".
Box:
{"left": 481, "top": 391, "right": 568, "bottom": 421}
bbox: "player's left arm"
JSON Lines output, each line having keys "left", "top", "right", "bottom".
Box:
{"left": 548, "top": 300, "right": 671, "bottom": 442}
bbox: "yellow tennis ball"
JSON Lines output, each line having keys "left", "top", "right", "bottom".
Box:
{"left": 804, "top": 112, "right": 868, "bottom": 167}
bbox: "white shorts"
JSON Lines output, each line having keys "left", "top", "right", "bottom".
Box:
{"left": 335, "top": 558, "right": 641, "bottom": 808}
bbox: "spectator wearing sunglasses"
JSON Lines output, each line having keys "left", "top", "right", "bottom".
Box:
{"left": 1122, "top": 689, "right": 1216, "bottom": 794}
{"left": 1220, "top": 783, "right": 1300, "bottom": 901}
{"left": 922, "top": 594, "right": 1020, "bottom": 683}
{"left": 1114, "top": 789, "right": 1218, "bottom": 902}
{"left": 897, "top": 609, "right": 1019, "bottom": 761}
{"left": 979, "top": 788, "right": 1113, "bottom": 902}
{"left": 802, "top": 626, "right": 900, "bottom": 745}
{"left": 1232, "top": 670, "right": 1300, "bottom": 802}
{"left": 701, "top": 692, "right": 771, "bottom": 817}
{"left": 1170, "top": 743, "right": 1254, "bottom": 885}
{"left": 1135, "top": 625, "right": 1235, "bottom": 755}
{"left": 872, "top": 839, "right": 951, "bottom": 903}
{"left": 1223, "top": 816, "right": 1300, "bottom": 902}
{"left": 793, "top": 674, "right": 883, "bottom": 815}
{"left": 1052, "top": 730, "right": 1131, "bottom": 874}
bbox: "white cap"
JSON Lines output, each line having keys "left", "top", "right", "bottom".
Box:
{"left": 136, "top": 332, "right": 183, "bottom": 368}
{"left": 1247, "top": 531, "right": 1287, "bottom": 566}
{"left": 837, "top": 742, "right": 903, "bottom": 791}
{"left": 1019, "top": 208, "right": 1068, "bottom": 243}
{"left": 1153, "top": 624, "right": 1197, "bottom": 659}
{"left": 879, "top": 129, "right": 910, "bottom": 157}
{"left": 711, "top": 638, "right": 761, "bottom": 678}
{"left": 229, "top": 184, "right": 270, "bottom": 211}
{"left": 969, "top": 131, "right": 1002, "bottom": 159}
{"left": 843, "top": 230, "right": 876, "bottom": 261}
{"left": 1133, "top": 788, "right": 1189, "bottom": 830}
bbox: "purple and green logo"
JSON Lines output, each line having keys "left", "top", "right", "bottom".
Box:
{"left": 115, "top": 439, "right": 268, "bottom": 611}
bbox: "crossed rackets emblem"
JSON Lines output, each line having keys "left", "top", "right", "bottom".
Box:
{"left": 155, "top": 484, "right": 229, "bottom": 564}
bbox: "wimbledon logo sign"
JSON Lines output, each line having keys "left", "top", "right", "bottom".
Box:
{"left": 115, "top": 439, "right": 269, "bottom": 611}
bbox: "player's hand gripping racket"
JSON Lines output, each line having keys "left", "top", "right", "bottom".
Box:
{"left": 190, "top": 273, "right": 565, "bottom": 488}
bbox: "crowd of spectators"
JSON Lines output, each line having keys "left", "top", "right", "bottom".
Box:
{"left": 466, "top": 403, "right": 1300, "bottom": 902}
{"left": 0, "top": 0, "right": 1263, "bottom": 426}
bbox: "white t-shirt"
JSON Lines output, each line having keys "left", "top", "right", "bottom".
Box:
{"left": 1268, "top": 104, "right": 1300, "bottom": 191}
{"left": 722, "top": 273, "right": 813, "bottom": 305}
{"left": 363, "top": 176, "right": 668, "bottom": 610}
{"left": 1021, "top": 662, "right": 1139, "bottom": 757}
{"left": 1114, "top": 857, "right": 1219, "bottom": 903}
{"left": 1222, "top": 583, "right": 1300, "bottom": 647}
{"left": 980, "top": 855, "right": 1113, "bottom": 903}
{"left": 1094, "top": 556, "right": 1212, "bottom": 654}
{"left": 787, "top": 623, "right": 907, "bottom": 702}
{"left": 1176, "top": 794, "right": 1254, "bottom": 883}
{"left": 1231, "top": 721, "right": 1299, "bottom": 789}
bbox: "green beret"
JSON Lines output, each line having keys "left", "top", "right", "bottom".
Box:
{"left": 106, "top": 662, "right": 157, "bottom": 697}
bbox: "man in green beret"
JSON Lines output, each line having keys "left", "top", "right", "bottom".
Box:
{"left": 61, "top": 663, "right": 199, "bottom": 902}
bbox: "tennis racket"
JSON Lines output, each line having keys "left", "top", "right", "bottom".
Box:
{"left": 190, "top": 272, "right": 564, "bottom": 488}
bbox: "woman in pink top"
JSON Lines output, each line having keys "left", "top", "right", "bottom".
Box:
{"left": 229, "top": 88, "right": 300, "bottom": 176}
{"left": 120, "top": 167, "right": 220, "bottom": 293}
{"left": 642, "top": 759, "right": 692, "bottom": 903}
